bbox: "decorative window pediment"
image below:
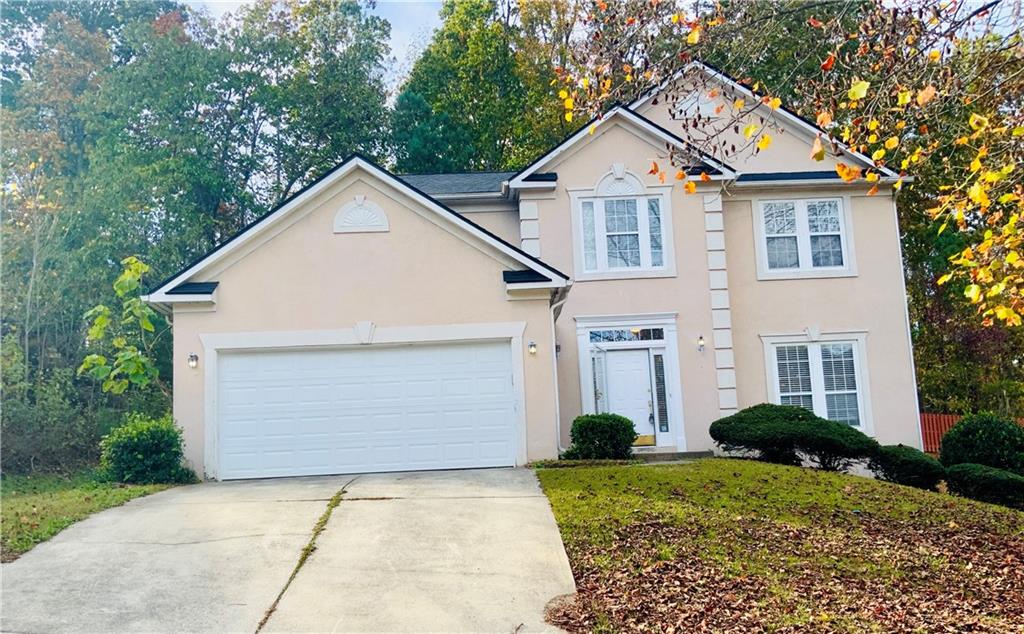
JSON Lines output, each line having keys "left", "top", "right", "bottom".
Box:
{"left": 333, "top": 195, "right": 389, "bottom": 233}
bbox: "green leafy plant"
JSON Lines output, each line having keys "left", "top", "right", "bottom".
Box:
{"left": 710, "top": 403, "right": 879, "bottom": 471}
{"left": 78, "top": 257, "right": 165, "bottom": 395}
{"left": 561, "top": 414, "right": 637, "bottom": 460}
{"left": 945, "top": 463, "right": 1024, "bottom": 510}
{"left": 99, "top": 413, "right": 196, "bottom": 484}
{"left": 939, "top": 412, "right": 1024, "bottom": 475}
{"left": 869, "top": 444, "right": 946, "bottom": 490}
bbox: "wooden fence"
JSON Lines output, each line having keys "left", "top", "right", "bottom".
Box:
{"left": 920, "top": 412, "right": 1024, "bottom": 454}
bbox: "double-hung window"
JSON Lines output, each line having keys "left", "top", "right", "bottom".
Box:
{"left": 771, "top": 339, "right": 866, "bottom": 429}
{"left": 758, "top": 198, "right": 852, "bottom": 278}
{"left": 580, "top": 196, "right": 667, "bottom": 275}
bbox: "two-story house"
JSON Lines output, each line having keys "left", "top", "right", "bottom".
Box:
{"left": 143, "top": 62, "right": 920, "bottom": 479}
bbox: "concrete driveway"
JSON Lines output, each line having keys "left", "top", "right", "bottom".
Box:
{"left": 1, "top": 469, "right": 575, "bottom": 633}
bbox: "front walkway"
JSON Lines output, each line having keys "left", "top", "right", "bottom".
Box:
{"left": 1, "top": 469, "right": 575, "bottom": 633}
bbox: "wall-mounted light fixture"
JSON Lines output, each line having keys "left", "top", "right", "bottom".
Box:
{"left": 697, "top": 335, "right": 705, "bottom": 352}
{"left": 528, "top": 341, "right": 538, "bottom": 355}
{"left": 187, "top": 353, "right": 199, "bottom": 369}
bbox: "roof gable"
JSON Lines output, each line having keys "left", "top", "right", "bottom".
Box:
{"left": 508, "top": 106, "right": 736, "bottom": 190}
{"left": 144, "top": 155, "right": 568, "bottom": 304}
{"left": 629, "top": 61, "right": 897, "bottom": 178}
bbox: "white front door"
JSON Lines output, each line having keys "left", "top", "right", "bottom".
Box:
{"left": 604, "top": 349, "right": 656, "bottom": 444}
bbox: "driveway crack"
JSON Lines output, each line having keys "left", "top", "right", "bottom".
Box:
{"left": 254, "top": 475, "right": 359, "bottom": 633}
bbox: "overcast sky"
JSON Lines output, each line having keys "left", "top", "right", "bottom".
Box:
{"left": 186, "top": 1, "right": 443, "bottom": 87}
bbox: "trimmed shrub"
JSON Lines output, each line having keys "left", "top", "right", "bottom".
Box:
{"left": 946, "top": 463, "right": 1024, "bottom": 510}
{"left": 939, "top": 412, "right": 1024, "bottom": 475}
{"left": 561, "top": 414, "right": 637, "bottom": 460}
{"left": 709, "top": 403, "right": 879, "bottom": 471}
{"left": 869, "top": 444, "right": 945, "bottom": 490}
{"left": 100, "top": 413, "right": 196, "bottom": 484}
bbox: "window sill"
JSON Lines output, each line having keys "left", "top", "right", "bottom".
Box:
{"left": 756, "top": 267, "right": 857, "bottom": 281}
{"left": 575, "top": 269, "right": 677, "bottom": 282}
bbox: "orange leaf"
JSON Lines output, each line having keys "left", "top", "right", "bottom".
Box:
{"left": 648, "top": 161, "right": 660, "bottom": 175}
{"left": 821, "top": 53, "right": 835, "bottom": 71}
{"left": 700, "top": 172, "right": 711, "bottom": 182}
{"left": 675, "top": 170, "right": 686, "bottom": 180}
{"left": 835, "top": 163, "right": 862, "bottom": 182}
{"left": 916, "top": 85, "right": 936, "bottom": 107}
{"left": 866, "top": 183, "right": 879, "bottom": 196}
{"left": 807, "top": 16, "right": 824, "bottom": 28}
{"left": 684, "top": 181, "right": 697, "bottom": 194}
{"left": 816, "top": 111, "right": 832, "bottom": 127}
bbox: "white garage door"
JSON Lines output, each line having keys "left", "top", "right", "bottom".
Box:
{"left": 216, "top": 341, "right": 517, "bottom": 480}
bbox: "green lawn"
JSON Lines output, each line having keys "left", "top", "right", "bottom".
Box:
{"left": 538, "top": 458, "right": 1024, "bottom": 633}
{"left": 1, "top": 472, "right": 171, "bottom": 561}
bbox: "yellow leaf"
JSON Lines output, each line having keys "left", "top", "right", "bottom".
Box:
{"left": 743, "top": 124, "right": 759, "bottom": 139}
{"left": 581, "top": 77, "right": 589, "bottom": 89}
{"left": 835, "top": 163, "right": 862, "bottom": 182}
{"left": 1013, "top": 127, "right": 1024, "bottom": 136}
{"left": 810, "top": 136, "right": 825, "bottom": 161}
{"left": 969, "top": 113, "right": 989, "bottom": 130}
{"left": 768, "top": 97, "right": 781, "bottom": 110}
{"left": 848, "top": 80, "right": 870, "bottom": 101}
{"left": 968, "top": 182, "right": 989, "bottom": 206}
{"left": 563, "top": 97, "right": 574, "bottom": 109}
{"left": 868, "top": 133, "right": 878, "bottom": 143}
{"left": 894, "top": 178, "right": 904, "bottom": 190}
{"left": 671, "top": 13, "right": 679, "bottom": 23}
{"left": 866, "top": 171, "right": 880, "bottom": 182}
{"left": 998, "top": 193, "right": 1019, "bottom": 204}
{"left": 868, "top": 119, "right": 879, "bottom": 131}
{"left": 564, "top": 112, "right": 573, "bottom": 122}
{"left": 884, "top": 136, "right": 899, "bottom": 150}
{"left": 937, "top": 273, "right": 953, "bottom": 285}
{"left": 1006, "top": 251, "right": 1020, "bottom": 265}
{"left": 965, "top": 284, "right": 981, "bottom": 303}
{"left": 756, "top": 134, "right": 772, "bottom": 150}
{"left": 558, "top": 89, "right": 568, "bottom": 99}
{"left": 916, "top": 85, "right": 936, "bottom": 106}
{"left": 687, "top": 27, "right": 701, "bottom": 45}
{"left": 816, "top": 111, "right": 832, "bottom": 127}
{"left": 897, "top": 90, "right": 911, "bottom": 106}
{"left": 684, "top": 181, "right": 697, "bottom": 194}
{"left": 871, "top": 148, "right": 885, "bottom": 161}
{"left": 733, "top": 98, "right": 745, "bottom": 110}
{"left": 928, "top": 50, "right": 940, "bottom": 62}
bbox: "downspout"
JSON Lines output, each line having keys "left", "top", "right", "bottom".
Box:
{"left": 549, "top": 286, "right": 571, "bottom": 454}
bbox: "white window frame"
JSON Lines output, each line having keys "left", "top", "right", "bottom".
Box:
{"left": 752, "top": 196, "right": 857, "bottom": 280}
{"left": 570, "top": 178, "right": 676, "bottom": 281}
{"left": 575, "top": 313, "right": 686, "bottom": 449}
{"left": 761, "top": 331, "right": 874, "bottom": 436}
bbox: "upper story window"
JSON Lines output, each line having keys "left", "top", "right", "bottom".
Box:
{"left": 572, "top": 166, "right": 675, "bottom": 281}
{"left": 754, "top": 197, "right": 856, "bottom": 280}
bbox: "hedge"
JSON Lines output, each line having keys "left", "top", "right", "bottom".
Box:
{"left": 868, "top": 444, "right": 945, "bottom": 490}
{"left": 561, "top": 413, "right": 637, "bottom": 460}
{"left": 939, "top": 412, "right": 1024, "bottom": 475}
{"left": 100, "top": 413, "right": 197, "bottom": 484}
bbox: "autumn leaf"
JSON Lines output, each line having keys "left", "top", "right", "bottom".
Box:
{"left": 820, "top": 53, "right": 835, "bottom": 71}
{"left": 756, "top": 134, "right": 772, "bottom": 150}
{"left": 916, "top": 85, "right": 936, "bottom": 106}
{"left": 700, "top": 172, "right": 711, "bottom": 182}
{"left": 848, "top": 80, "right": 870, "bottom": 101}
{"left": 807, "top": 16, "right": 824, "bottom": 28}
{"left": 969, "top": 113, "right": 989, "bottom": 130}
{"left": 884, "top": 136, "right": 899, "bottom": 150}
{"left": 648, "top": 161, "right": 660, "bottom": 175}
{"left": 897, "top": 90, "right": 911, "bottom": 106}
{"left": 687, "top": 27, "right": 701, "bottom": 45}
{"left": 816, "top": 111, "right": 832, "bottom": 127}
{"left": 733, "top": 98, "right": 744, "bottom": 110}
{"left": 674, "top": 170, "right": 685, "bottom": 180}
{"left": 564, "top": 112, "right": 573, "bottom": 122}
{"left": 810, "top": 136, "right": 825, "bottom": 161}
{"left": 835, "top": 163, "right": 862, "bottom": 182}
{"left": 867, "top": 183, "right": 879, "bottom": 196}
{"left": 684, "top": 181, "right": 696, "bottom": 194}
{"left": 743, "top": 123, "right": 759, "bottom": 139}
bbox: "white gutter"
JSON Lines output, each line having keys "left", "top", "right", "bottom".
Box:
{"left": 549, "top": 286, "right": 572, "bottom": 454}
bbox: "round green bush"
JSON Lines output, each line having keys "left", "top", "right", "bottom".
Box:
{"left": 100, "top": 413, "right": 196, "bottom": 484}
{"left": 939, "top": 412, "right": 1024, "bottom": 475}
{"left": 561, "top": 414, "right": 637, "bottom": 460}
{"left": 946, "top": 463, "right": 1024, "bottom": 509}
{"left": 868, "top": 444, "right": 945, "bottom": 490}
{"left": 710, "top": 403, "right": 879, "bottom": 471}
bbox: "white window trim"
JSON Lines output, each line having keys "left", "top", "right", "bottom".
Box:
{"left": 752, "top": 195, "right": 857, "bottom": 280}
{"left": 760, "top": 331, "right": 874, "bottom": 436}
{"left": 570, "top": 185, "right": 676, "bottom": 281}
{"left": 574, "top": 313, "right": 686, "bottom": 449}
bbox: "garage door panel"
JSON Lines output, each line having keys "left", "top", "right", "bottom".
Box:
{"left": 216, "top": 341, "right": 516, "bottom": 479}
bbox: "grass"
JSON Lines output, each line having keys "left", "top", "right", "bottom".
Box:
{"left": 1, "top": 471, "right": 172, "bottom": 561}
{"left": 538, "top": 458, "right": 1024, "bottom": 633}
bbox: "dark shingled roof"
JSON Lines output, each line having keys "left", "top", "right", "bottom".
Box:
{"left": 502, "top": 270, "right": 551, "bottom": 284}
{"left": 398, "top": 171, "right": 516, "bottom": 196}
{"left": 168, "top": 281, "right": 218, "bottom": 295}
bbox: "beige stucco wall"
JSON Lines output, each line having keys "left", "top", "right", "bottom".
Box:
{"left": 528, "top": 115, "right": 919, "bottom": 451}
{"left": 171, "top": 169, "right": 559, "bottom": 477}
{"left": 459, "top": 209, "right": 520, "bottom": 245}
{"left": 526, "top": 121, "right": 722, "bottom": 450}
{"left": 724, "top": 190, "right": 920, "bottom": 446}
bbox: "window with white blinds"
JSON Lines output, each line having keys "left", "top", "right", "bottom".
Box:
{"left": 773, "top": 341, "right": 863, "bottom": 427}
{"left": 758, "top": 198, "right": 851, "bottom": 277}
